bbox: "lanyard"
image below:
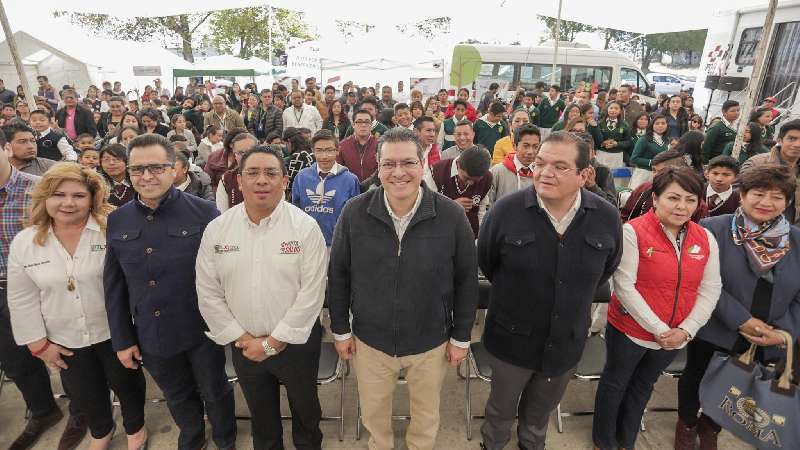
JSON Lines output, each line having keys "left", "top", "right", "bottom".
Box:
{"left": 293, "top": 107, "right": 304, "bottom": 123}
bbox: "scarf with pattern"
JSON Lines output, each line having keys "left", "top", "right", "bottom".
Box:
{"left": 731, "top": 207, "right": 791, "bottom": 275}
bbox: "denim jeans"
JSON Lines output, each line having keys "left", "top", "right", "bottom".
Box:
{"left": 143, "top": 337, "right": 236, "bottom": 450}
{"left": 592, "top": 324, "right": 678, "bottom": 450}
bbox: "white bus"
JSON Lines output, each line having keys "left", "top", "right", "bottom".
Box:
{"left": 693, "top": 2, "right": 800, "bottom": 124}
{"left": 444, "top": 43, "right": 656, "bottom": 104}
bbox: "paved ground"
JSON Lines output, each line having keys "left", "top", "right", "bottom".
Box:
{"left": 0, "top": 323, "right": 755, "bottom": 450}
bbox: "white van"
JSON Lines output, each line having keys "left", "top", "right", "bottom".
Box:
{"left": 444, "top": 43, "right": 656, "bottom": 104}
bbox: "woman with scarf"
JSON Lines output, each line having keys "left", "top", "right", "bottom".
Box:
{"left": 675, "top": 164, "right": 800, "bottom": 450}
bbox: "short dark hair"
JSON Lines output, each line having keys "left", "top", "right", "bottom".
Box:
{"left": 324, "top": 85, "right": 336, "bottom": 94}
{"left": 739, "top": 164, "right": 796, "bottom": 199}
{"left": 168, "top": 134, "right": 188, "bottom": 143}
{"left": 29, "top": 109, "right": 51, "bottom": 120}
{"left": 489, "top": 82, "right": 500, "bottom": 91}
{"left": 514, "top": 123, "right": 541, "bottom": 145}
{"left": 223, "top": 127, "right": 250, "bottom": 152}
{"left": 311, "top": 129, "right": 338, "bottom": 148}
{"left": 175, "top": 151, "right": 190, "bottom": 168}
{"left": 455, "top": 119, "right": 473, "bottom": 131}
{"left": 652, "top": 166, "right": 704, "bottom": 199}
{"left": 453, "top": 99, "right": 468, "bottom": 110}
{"left": 707, "top": 155, "right": 740, "bottom": 174}
{"left": 540, "top": 131, "right": 590, "bottom": 170}
{"left": 573, "top": 131, "right": 595, "bottom": 151}
{"left": 238, "top": 145, "right": 287, "bottom": 175}
{"left": 457, "top": 146, "right": 491, "bottom": 177}
{"left": 76, "top": 132, "right": 94, "bottom": 142}
{"left": 413, "top": 116, "right": 435, "bottom": 130}
{"left": 549, "top": 84, "right": 561, "bottom": 92}
{"left": 376, "top": 127, "right": 423, "bottom": 161}
{"left": 393, "top": 103, "right": 410, "bottom": 113}
{"left": 778, "top": 119, "right": 800, "bottom": 140}
{"left": 722, "top": 100, "right": 740, "bottom": 112}
{"left": 354, "top": 108, "right": 373, "bottom": 121}
{"left": 1, "top": 121, "right": 34, "bottom": 142}
{"left": 127, "top": 133, "right": 176, "bottom": 163}
{"left": 651, "top": 149, "right": 688, "bottom": 167}
{"left": 488, "top": 100, "right": 505, "bottom": 115}
{"left": 360, "top": 96, "right": 379, "bottom": 109}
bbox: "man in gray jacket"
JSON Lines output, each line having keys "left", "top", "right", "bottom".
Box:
{"left": 327, "top": 127, "right": 478, "bottom": 450}
{"left": 486, "top": 124, "right": 539, "bottom": 208}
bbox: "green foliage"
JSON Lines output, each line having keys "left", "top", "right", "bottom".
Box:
{"left": 645, "top": 30, "right": 707, "bottom": 53}
{"left": 537, "top": 15, "right": 597, "bottom": 43}
{"left": 208, "top": 7, "right": 314, "bottom": 60}
{"left": 450, "top": 45, "right": 482, "bottom": 87}
{"left": 396, "top": 17, "right": 451, "bottom": 40}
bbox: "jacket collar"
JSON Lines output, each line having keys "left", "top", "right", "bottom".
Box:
{"left": 367, "top": 184, "right": 437, "bottom": 230}
{"left": 523, "top": 186, "right": 600, "bottom": 212}
{"left": 134, "top": 186, "right": 180, "bottom": 214}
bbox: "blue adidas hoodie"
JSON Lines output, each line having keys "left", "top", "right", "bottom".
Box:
{"left": 292, "top": 163, "right": 361, "bottom": 245}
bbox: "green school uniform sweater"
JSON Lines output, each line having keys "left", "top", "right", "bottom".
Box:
{"left": 474, "top": 118, "right": 509, "bottom": 152}
{"left": 702, "top": 121, "right": 737, "bottom": 163}
{"left": 536, "top": 97, "right": 566, "bottom": 128}
{"left": 631, "top": 137, "right": 669, "bottom": 170}
{"left": 344, "top": 121, "right": 389, "bottom": 139}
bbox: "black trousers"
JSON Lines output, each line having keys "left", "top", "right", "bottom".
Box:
{"left": 231, "top": 321, "right": 323, "bottom": 450}
{"left": 143, "top": 337, "right": 237, "bottom": 450}
{"left": 59, "top": 339, "right": 146, "bottom": 438}
{"left": 593, "top": 324, "right": 678, "bottom": 450}
{"left": 0, "top": 287, "right": 60, "bottom": 418}
{"left": 677, "top": 338, "right": 727, "bottom": 430}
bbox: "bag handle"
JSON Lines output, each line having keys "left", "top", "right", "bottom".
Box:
{"left": 776, "top": 330, "right": 794, "bottom": 390}
{"left": 737, "top": 342, "right": 758, "bottom": 366}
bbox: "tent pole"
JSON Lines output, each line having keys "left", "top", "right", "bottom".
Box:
{"left": 732, "top": 0, "right": 777, "bottom": 161}
{"left": 550, "top": 0, "right": 563, "bottom": 86}
{"left": 0, "top": 0, "right": 35, "bottom": 111}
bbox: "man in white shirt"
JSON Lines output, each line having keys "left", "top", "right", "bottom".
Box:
{"left": 196, "top": 146, "right": 328, "bottom": 450}
{"left": 282, "top": 90, "right": 323, "bottom": 134}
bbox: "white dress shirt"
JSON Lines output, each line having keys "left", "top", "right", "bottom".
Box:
{"left": 536, "top": 190, "right": 582, "bottom": 235}
{"left": 613, "top": 223, "right": 722, "bottom": 349}
{"left": 706, "top": 184, "right": 733, "bottom": 204}
{"left": 282, "top": 104, "right": 323, "bottom": 134}
{"left": 196, "top": 200, "right": 328, "bottom": 345}
{"left": 7, "top": 217, "right": 111, "bottom": 348}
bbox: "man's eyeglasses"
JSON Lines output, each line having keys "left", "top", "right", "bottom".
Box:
{"left": 314, "top": 148, "right": 338, "bottom": 154}
{"left": 242, "top": 168, "right": 283, "bottom": 180}
{"left": 379, "top": 160, "right": 421, "bottom": 171}
{"left": 354, "top": 120, "right": 371, "bottom": 126}
{"left": 128, "top": 163, "right": 174, "bottom": 176}
{"left": 532, "top": 162, "right": 579, "bottom": 178}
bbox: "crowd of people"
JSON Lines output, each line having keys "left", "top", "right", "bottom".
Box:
{"left": 0, "top": 72, "right": 799, "bottom": 450}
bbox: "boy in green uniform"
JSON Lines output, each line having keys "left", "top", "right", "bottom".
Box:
{"left": 473, "top": 100, "right": 509, "bottom": 153}
{"left": 702, "top": 100, "right": 740, "bottom": 163}
{"left": 343, "top": 96, "right": 388, "bottom": 138}
{"left": 536, "top": 84, "right": 565, "bottom": 137}
{"left": 520, "top": 91, "right": 538, "bottom": 125}
{"left": 441, "top": 99, "right": 469, "bottom": 148}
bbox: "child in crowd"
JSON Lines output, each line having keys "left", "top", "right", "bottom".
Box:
{"left": 78, "top": 147, "right": 100, "bottom": 171}
{"left": 29, "top": 109, "right": 77, "bottom": 162}
{"left": 704, "top": 155, "right": 740, "bottom": 216}
{"left": 75, "top": 133, "right": 96, "bottom": 153}
{"left": 196, "top": 125, "right": 224, "bottom": 167}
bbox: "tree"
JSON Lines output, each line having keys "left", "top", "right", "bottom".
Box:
{"left": 641, "top": 29, "right": 707, "bottom": 72}
{"left": 53, "top": 12, "right": 212, "bottom": 62}
{"left": 335, "top": 20, "right": 374, "bottom": 40}
{"left": 537, "top": 16, "right": 596, "bottom": 43}
{"left": 396, "top": 17, "right": 451, "bottom": 40}
{"left": 208, "top": 7, "right": 314, "bottom": 60}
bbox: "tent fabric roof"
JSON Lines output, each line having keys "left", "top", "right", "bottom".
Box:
{"left": 173, "top": 68, "right": 259, "bottom": 77}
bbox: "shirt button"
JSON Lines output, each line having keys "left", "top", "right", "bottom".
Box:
{"left": 148, "top": 280, "right": 157, "bottom": 287}
{"left": 122, "top": 234, "right": 128, "bottom": 240}
{"left": 181, "top": 230, "right": 188, "bottom": 236}
{"left": 145, "top": 248, "right": 153, "bottom": 254}
{"left": 154, "top": 310, "right": 161, "bottom": 317}
{"left": 146, "top": 215, "right": 154, "bottom": 222}
{"left": 515, "top": 239, "right": 522, "bottom": 245}
{"left": 547, "top": 342, "right": 553, "bottom": 348}
{"left": 553, "top": 314, "right": 559, "bottom": 320}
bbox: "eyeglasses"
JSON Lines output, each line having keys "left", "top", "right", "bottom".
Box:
{"left": 314, "top": 148, "right": 338, "bottom": 154}
{"left": 127, "top": 163, "right": 174, "bottom": 176}
{"left": 354, "top": 120, "right": 371, "bottom": 126}
{"left": 532, "top": 162, "right": 579, "bottom": 177}
{"left": 242, "top": 168, "right": 283, "bottom": 180}
{"left": 379, "top": 160, "right": 421, "bottom": 171}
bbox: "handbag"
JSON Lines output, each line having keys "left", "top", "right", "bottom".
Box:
{"left": 699, "top": 330, "right": 797, "bottom": 449}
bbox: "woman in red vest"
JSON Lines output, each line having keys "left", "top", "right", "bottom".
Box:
{"left": 592, "top": 167, "right": 722, "bottom": 450}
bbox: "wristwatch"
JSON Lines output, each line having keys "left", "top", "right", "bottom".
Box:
{"left": 262, "top": 339, "right": 280, "bottom": 357}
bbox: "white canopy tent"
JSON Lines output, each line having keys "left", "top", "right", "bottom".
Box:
{"left": 177, "top": 54, "right": 276, "bottom": 91}
{"left": 0, "top": 29, "right": 189, "bottom": 97}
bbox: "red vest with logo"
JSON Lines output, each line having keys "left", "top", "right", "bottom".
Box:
{"left": 608, "top": 209, "right": 710, "bottom": 342}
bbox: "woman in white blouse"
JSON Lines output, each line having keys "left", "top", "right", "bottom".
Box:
{"left": 591, "top": 166, "right": 722, "bottom": 450}
{"left": 7, "top": 163, "right": 148, "bottom": 450}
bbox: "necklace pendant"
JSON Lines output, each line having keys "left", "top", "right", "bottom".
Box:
{"left": 67, "top": 277, "right": 75, "bottom": 292}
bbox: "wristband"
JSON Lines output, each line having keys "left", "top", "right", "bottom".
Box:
{"left": 31, "top": 340, "right": 50, "bottom": 357}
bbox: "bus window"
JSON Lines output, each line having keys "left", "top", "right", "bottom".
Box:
{"left": 621, "top": 67, "right": 651, "bottom": 95}
{"left": 520, "top": 63, "right": 562, "bottom": 89}
{"left": 479, "top": 63, "right": 515, "bottom": 83}
{"left": 736, "top": 27, "right": 762, "bottom": 66}
{"left": 564, "top": 66, "right": 612, "bottom": 92}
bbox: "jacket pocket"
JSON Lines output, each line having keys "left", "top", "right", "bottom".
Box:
{"left": 110, "top": 229, "right": 143, "bottom": 263}
{"left": 500, "top": 233, "right": 537, "bottom": 269}
{"left": 494, "top": 310, "right": 533, "bottom": 336}
{"left": 580, "top": 234, "right": 613, "bottom": 274}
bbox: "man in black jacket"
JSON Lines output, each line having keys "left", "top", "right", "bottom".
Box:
{"left": 55, "top": 89, "right": 97, "bottom": 139}
{"left": 477, "top": 131, "right": 622, "bottom": 450}
{"left": 250, "top": 89, "right": 283, "bottom": 142}
{"left": 328, "top": 127, "right": 478, "bottom": 450}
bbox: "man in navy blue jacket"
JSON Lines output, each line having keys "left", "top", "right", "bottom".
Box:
{"left": 104, "top": 134, "right": 236, "bottom": 450}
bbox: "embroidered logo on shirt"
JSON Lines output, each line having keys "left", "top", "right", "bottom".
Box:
{"left": 688, "top": 244, "right": 705, "bottom": 260}
{"left": 214, "top": 244, "right": 240, "bottom": 254}
{"left": 280, "top": 240, "right": 301, "bottom": 254}
{"left": 90, "top": 244, "right": 106, "bottom": 252}
{"left": 646, "top": 247, "right": 654, "bottom": 258}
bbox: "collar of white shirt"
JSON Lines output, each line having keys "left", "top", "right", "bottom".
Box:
{"left": 536, "top": 190, "right": 582, "bottom": 234}
{"left": 47, "top": 215, "right": 103, "bottom": 235}
{"left": 707, "top": 184, "right": 733, "bottom": 203}
{"left": 384, "top": 186, "right": 423, "bottom": 224}
{"left": 449, "top": 155, "right": 461, "bottom": 178}
{"left": 320, "top": 162, "right": 342, "bottom": 177}
{"left": 176, "top": 176, "right": 191, "bottom": 192}
{"left": 240, "top": 199, "right": 285, "bottom": 228}
{"left": 722, "top": 117, "right": 737, "bottom": 130}
{"left": 513, "top": 154, "right": 532, "bottom": 172}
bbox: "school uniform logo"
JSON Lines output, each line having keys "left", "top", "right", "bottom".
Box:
{"left": 214, "top": 244, "right": 240, "bottom": 254}
{"left": 280, "top": 240, "right": 301, "bottom": 254}
{"left": 90, "top": 244, "right": 106, "bottom": 252}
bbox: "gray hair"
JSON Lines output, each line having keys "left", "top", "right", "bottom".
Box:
{"left": 376, "top": 127, "right": 424, "bottom": 161}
